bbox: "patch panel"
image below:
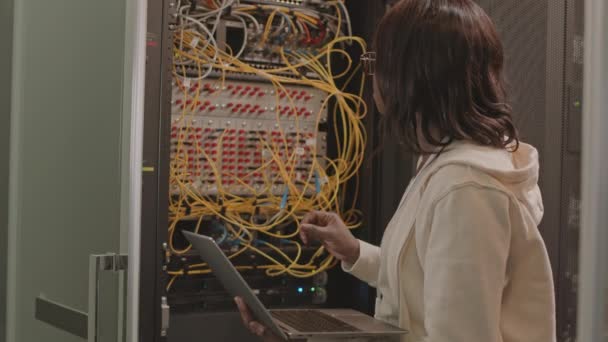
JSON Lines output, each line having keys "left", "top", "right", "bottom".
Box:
{"left": 170, "top": 116, "right": 327, "bottom": 196}
{"left": 171, "top": 78, "right": 328, "bottom": 123}
{"left": 170, "top": 77, "right": 328, "bottom": 197}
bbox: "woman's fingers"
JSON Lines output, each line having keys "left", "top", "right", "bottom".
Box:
{"left": 235, "top": 297, "right": 253, "bottom": 326}
{"left": 301, "top": 211, "right": 319, "bottom": 225}
{"left": 302, "top": 210, "right": 331, "bottom": 226}
{"left": 300, "top": 223, "right": 331, "bottom": 243}
{"left": 235, "top": 297, "right": 269, "bottom": 337}
{"left": 301, "top": 211, "right": 343, "bottom": 244}
{"left": 299, "top": 223, "right": 309, "bottom": 245}
{"left": 249, "top": 321, "right": 267, "bottom": 336}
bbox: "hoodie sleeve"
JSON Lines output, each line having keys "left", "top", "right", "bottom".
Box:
{"left": 341, "top": 240, "right": 381, "bottom": 287}
{"left": 418, "top": 184, "right": 511, "bottom": 342}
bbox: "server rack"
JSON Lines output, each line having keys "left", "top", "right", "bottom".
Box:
{"left": 466, "top": 1, "right": 584, "bottom": 340}
{"left": 139, "top": 1, "right": 583, "bottom": 341}
{"left": 140, "top": 2, "right": 404, "bottom": 341}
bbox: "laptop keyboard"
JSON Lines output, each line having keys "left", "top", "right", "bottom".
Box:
{"left": 271, "top": 310, "right": 361, "bottom": 333}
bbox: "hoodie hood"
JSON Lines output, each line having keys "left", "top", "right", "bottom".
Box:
{"left": 426, "top": 140, "right": 544, "bottom": 225}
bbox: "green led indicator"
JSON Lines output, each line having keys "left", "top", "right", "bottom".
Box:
{"left": 310, "top": 287, "right": 316, "bottom": 292}
{"left": 574, "top": 100, "right": 581, "bottom": 108}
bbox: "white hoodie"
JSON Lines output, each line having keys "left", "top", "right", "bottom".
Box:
{"left": 342, "top": 140, "right": 556, "bottom": 342}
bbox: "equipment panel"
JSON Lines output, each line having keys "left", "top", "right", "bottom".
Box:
{"left": 171, "top": 78, "right": 328, "bottom": 122}
{"left": 164, "top": 0, "right": 366, "bottom": 314}
{"left": 170, "top": 77, "right": 329, "bottom": 196}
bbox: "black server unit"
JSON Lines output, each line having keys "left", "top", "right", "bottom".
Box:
{"left": 140, "top": 1, "right": 583, "bottom": 341}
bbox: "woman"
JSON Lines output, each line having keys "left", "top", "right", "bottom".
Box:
{"left": 236, "top": 0, "right": 557, "bottom": 341}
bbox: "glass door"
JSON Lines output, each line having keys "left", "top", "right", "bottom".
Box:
{"left": 4, "top": 0, "right": 145, "bottom": 341}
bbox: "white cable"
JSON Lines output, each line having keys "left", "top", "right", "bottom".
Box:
{"left": 233, "top": 10, "right": 261, "bottom": 33}
{"left": 180, "top": 14, "right": 219, "bottom": 79}
{"left": 329, "top": 1, "right": 352, "bottom": 40}
{"left": 184, "top": 0, "right": 234, "bottom": 57}
{"left": 295, "top": 19, "right": 305, "bottom": 41}
{"left": 177, "top": 5, "right": 189, "bottom": 51}
{"left": 174, "top": 0, "right": 250, "bottom": 73}
{"left": 295, "top": 8, "right": 321, "bottom": 21}
{"left": 275, "top": 15, "right": 287, "bottom": 36}
{"left": 274, "top": 11, "right": 295, "bottom": 36}
{"left": 204, "top": 0, "right": 235, "bottom": 37}
{"left": 198, "top": 11, "right": 226, "bottom": 53}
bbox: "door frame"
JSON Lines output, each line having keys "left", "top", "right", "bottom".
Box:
{"left": 577, "top": 1, "right": 608, "bottom": 340}
{"left": 0, "top": 0, "right": 14, "bottom": 338}
{"left": 120, "top": 0, "right": 149, "bottom": 340}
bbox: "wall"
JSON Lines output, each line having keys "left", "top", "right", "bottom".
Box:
{"left": 0, "top": 0, "right": 14, "bottom": 339}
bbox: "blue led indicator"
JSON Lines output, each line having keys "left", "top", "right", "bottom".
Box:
{"left": 297, "top": 287, "right": 304, "bottom": 294}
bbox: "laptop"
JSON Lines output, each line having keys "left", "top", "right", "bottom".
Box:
{"left": 183, "top": 231, "right": 407, "bottom": 340}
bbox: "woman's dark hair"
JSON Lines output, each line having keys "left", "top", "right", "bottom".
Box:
{"left": 375, "top": 0, "right": 519, "bottom": 152}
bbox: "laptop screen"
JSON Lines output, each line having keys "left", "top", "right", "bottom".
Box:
{"left": 182, "top": 231, "right": 288, "bottom": 339}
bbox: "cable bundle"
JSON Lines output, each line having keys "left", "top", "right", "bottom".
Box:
{"left": 167, "top": 0, "right": 366, "bottom": 291}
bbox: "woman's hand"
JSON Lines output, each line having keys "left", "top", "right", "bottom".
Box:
{"left": 234, "top": 297, "right": 285, "bottom": 342}
{"left": 300, "top": 211, "right": 360, "bottom": 265}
